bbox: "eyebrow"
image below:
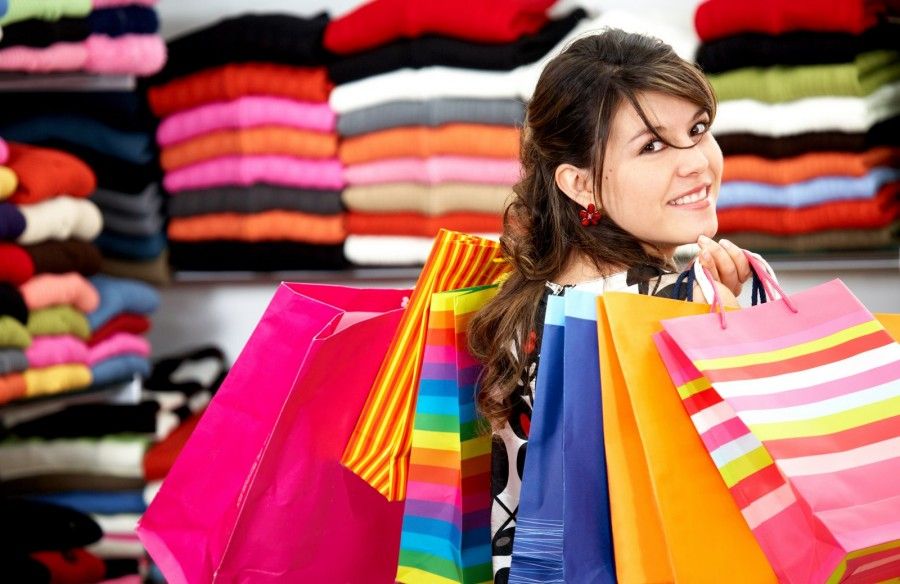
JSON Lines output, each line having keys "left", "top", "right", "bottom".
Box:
{"left": 628, "top": 107, "right": 708, "bottom": 144}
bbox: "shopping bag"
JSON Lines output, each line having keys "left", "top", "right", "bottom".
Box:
{"left": 598, "top": 292, "right": 776, "bottom": 583}
{"left": 137, "top": 283, "right": 410, "bottom": 583}
{"left": 656, "top": 258, "right": 900, "bottom": 583}
{"left": 396, "top": 285, "right": 496, "bottom": 584}
{"left": 509, "top": 289, "right": 615, "bottom": 583}
{"left": 343, "top": 229, "right": 508, "bottom": 501}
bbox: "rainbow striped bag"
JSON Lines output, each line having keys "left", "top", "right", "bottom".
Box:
{"left": 655, "top": 257, "right": 900, "bottom": 583}
{"left": 396, "top": 285, "right": 496, "bottom": 584}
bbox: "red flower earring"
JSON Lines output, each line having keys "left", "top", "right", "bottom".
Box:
{"left": 579, "top": 203, "right": 601, "bottom": 226}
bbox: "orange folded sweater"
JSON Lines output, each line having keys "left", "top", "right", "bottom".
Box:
{"left": 160, "top": 125, "right": 338, "bottom": 171}
{"left": 339, "top": 123, "right": 521, "bottom": 165}
{"left": 148, "top": 63, "right": 333, "bottom": 118}
{"left": 723, "top": 147, "right": 900, "bottom": 185}
{"left": 717, "top": 182, "right": 898, "bottom": 235}
{"left": 345, "top": 211, "right": 502, "bottom": 236}
{"left": 0, "top": 372, "right": 26, "bottom": 405}
{"left": 6, "top": 143, "right": 96, "bottom": 205}
{"left": 167, "top": 210, "right": 346, "bottom": 244}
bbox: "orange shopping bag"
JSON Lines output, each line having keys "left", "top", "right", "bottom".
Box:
{"left": 342, "top": 229, "right": 508, "bottom": 500}
{"left": 598, "top": 292, "right": 777, "bottom": 583}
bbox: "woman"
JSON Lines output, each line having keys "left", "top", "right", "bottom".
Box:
{"left": 468, "top": 28, "right": 753, "bottom": 582}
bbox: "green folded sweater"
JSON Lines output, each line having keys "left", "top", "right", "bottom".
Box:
{"left": 709, "top": 51, "right": 900, "bottom": 103}
{"left": 26, "top": 305, "right": 91, "bottom": 340}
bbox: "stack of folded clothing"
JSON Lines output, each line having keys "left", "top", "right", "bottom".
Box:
{"left": 0, "top": 141, "right": 159, "bottom": 407}
{"left": 0, "top": 92, "right": 168, "bottom": 285}
{"left": 0, "top": 499, "right": 141, "bottom": 583}
{"left": 0, "top": 346, "right": 227, "bottom": 579}
{"left": 327, "top": 0, "right": 697, "bottom": 266}
{"left": 695, "top": 0, "right": 900, "bottom": 252}
{"left": 148, "top": 13, "right": 349, "bottom": 272}
{"left": 0, "top": 0, "right": 165, "bottom": 76}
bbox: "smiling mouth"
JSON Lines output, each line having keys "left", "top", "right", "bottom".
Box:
{"left": 669, "top": 186, "right": 709, "bottom": 206}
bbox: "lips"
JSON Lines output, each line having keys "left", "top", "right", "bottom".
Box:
{"left": 669, "top": 185, "right": 710, "bottom": 206}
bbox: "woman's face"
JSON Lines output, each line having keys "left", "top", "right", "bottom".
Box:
{"left": 599, "top": 91, "right": 723, "bottom": 256}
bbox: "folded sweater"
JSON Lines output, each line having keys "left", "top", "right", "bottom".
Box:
{"left": 19, "top": 272, "right": 100, "bottom": 313}
{"left": 25, "top": 240, "right": 103, "bottom": 277}
{"left": 88, "top": 6, "right": 158, "bottom": 37}
{"left": 22, "top": 363, "right": 93, "bottom": 399}
{"left": 0, "top": 242, "right": 35, "bottom": 285}
{"left": 0, "top": 16, "right": 90, "bottom": 49}
{"left": 17, "top": 197, "right": 103, "bottom": 245}
{"left": 708, "top": 51, "right": 900, "bottom": 103}
{"left": 5, "top": 142, "right": 96, "bottom": 205}
{"left": 87, "top": 313, "right": 150, "bottom": 347}
{"left": 714, "top": 81, "right": 900, "bottom": 136}
{"left": 0, "top": 349, "right": 28, "bottom": 375}
{"left": 87, "top": 274, "right": 159, "bottom": 331}
{"left": 0, "top": 115, "right": 155, "bottom": 164}
{"left": 90, "top": 184, "right": 161, "bottom": 217}
{"left": 0, "top": 202, "right": 26, "bottom": 240}
{"left": 160, "top": 126, "right": 338, "bottom": 171}
{"left": 0, "top": 166, "right": 18, "bottom": 199}
{"left": 339, "top": 123, "right": 520, "bottom": 165}
{"left": 0, "top": 34, "right": 167, "bottom": 76}
{"left": 345, "top": 211, "right": 502, "bottom": 237}
{"left": 343, "top": 156, "right": 521, "bottom": 186}
{"left": 25, "top": 334, "right": 89, "bottom": 368}
{"left": 167, "top": 211, "right": 346, "bottom": 245}
{"left": 168, "top": 240, "right": 348, "bottom": 272}
{"left": 718, "top": 167, "right": 900, "bottom": 209}
{"left": 0, "top": 315, "right": 31, "bottom": 348}
{"left": 694, "top": 0, "right": 887, "bottom": 42}
{"left": 163, "top": 155, "right": 345, "bottom": 193}
{"left": 696, "top": 25, "right": 900, "bottom": 74}
{"left": 148, "top": 63, "right": 332, "bottom": 118}
{"left": 323, "top": 0, "right": 554, "bottom": 54}
{"left": 337, "top": 97, "right": 525, "bottom": 138}
{"left": 27, "top": 305, "right": 91, "bottom": 340}
{"left": 723, "top": 222, "right": 899, "bottom": 253}
{"left": 722, "top": 147, "right": 900, "bottom": 184}
{"left": 341, "top": 182, "right": 510, "bottom": 215}
{"left": 157, "top": 96, "right": 335, "bottom": 147}
{"left": 166, "top": 185, "right": 344, "bottom": 218}
{"left": 153, "top": 12, "right": 332, "bottom": 85}
{"left": 0, "top": 0, "right": 91, "bottom": 27}
{"left": 0, "top": 282, "right": 28, "bottom": 324}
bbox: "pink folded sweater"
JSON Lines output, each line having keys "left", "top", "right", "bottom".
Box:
{"left": 0, "top": 35, "right": 166, "bottom": 76}
{"left": 342, "top": 156, "right": 522, "bottom": 186}
{"left": 164, "top": 155, "right": 345, "bottom": 192}
{"left": 157, "top": 96, "right": 336, "bottom": 147}
{"left": 0, "top": 138, "right": 9, "bottom": 165}
{"left": 26, "top": 335, "right": 89, "bottom": 369}
{"left": 19, "top": 273, "right": 100, "bottom": 313}
{"left": 87, "top": 332, "right": 150, "bottom": 366}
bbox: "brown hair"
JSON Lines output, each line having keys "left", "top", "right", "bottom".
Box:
{"left": 468, "top": 28, "right": 717, "bottom": 430}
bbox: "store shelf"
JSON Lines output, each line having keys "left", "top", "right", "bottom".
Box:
{"left": 0, "top": 73, "right": 137, "bottom": 92}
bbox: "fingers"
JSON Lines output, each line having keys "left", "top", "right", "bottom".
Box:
{"left": 697, "top": 235, "right": 749, "bottom": 296}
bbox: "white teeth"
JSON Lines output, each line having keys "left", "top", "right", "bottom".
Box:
{"left": 671, "top": 187, "right": 708, "bottom": 206}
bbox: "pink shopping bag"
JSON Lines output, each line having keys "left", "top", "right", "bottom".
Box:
{"left": 655, "top": 255, "right": 900, "bottom": 583}
{"left": 137, "top": 283, "right": 410, "bottom": 583}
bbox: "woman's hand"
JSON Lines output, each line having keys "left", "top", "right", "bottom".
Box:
{"left": 696, "top": 235, "right": 751, "bottom": 297}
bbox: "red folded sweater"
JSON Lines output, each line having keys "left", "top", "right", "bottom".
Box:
{"left": 695, "top": 0, "right": 886, "bottom": 41}
{"left": 88, "top": 313, "right": 151, "bottom": 346}
{"left": 6, "top": 143, "right": 96, "bottom": 205}
{"left": 324, "top": 0, "right": 555, "bottom": 54}
{"left": 0, "top": 243, "right": 35, "bottom": 286}
{"left": 717, "top": 182, "right": 898, "bottom": 235}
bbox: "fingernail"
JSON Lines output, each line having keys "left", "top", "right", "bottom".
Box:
{"left": 720, "top": 238, "right": 734, "bottom": 248}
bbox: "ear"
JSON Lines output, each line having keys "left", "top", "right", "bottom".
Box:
{"left": 554, "top": 163, "right": 595, "bottom": 208}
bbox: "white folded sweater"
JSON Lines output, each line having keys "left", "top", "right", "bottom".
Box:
{"left": 17, "top": 196, "right": 103, "bottom": 245}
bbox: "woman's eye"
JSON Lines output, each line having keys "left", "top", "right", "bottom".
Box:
{"left": 641, "top": 139, "right": 664, "bottom": 154}
{"left": 692, "top": 121, "right": 709, "bottom": 135}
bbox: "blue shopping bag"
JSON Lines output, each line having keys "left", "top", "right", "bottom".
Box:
{"left": 509, "top": 290, "right": 615, "bottom": 583}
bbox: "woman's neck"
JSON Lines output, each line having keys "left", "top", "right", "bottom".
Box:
{"left": 551, "top": 252, "right": 614, "bottom": 286}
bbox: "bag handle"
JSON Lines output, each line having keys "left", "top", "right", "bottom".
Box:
{"left": 703, "top": 250, "right": 798, "bottom": 329}
{"left": 673, "top": 252, "right": 770, "bottom": 307}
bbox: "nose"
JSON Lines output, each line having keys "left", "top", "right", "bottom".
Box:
{"left": 676, "top": 142, "right": 710, "bottom": 177}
